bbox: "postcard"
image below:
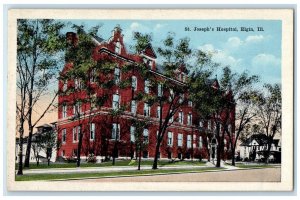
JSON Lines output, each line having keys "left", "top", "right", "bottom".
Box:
{"left": 7, "top": 8, "right": 293, "bottom": 191}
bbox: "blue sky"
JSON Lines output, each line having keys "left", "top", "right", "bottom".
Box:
{"left": 62, "top": 19, "right": 282, "bottom": 86}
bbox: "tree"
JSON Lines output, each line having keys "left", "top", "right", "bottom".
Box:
{"left": 61, "top": 24, "right": 115, "bottom": 167}
{"left": 130, "top": 118, "right": 151, "bottom": 170}
{"left": 219, "top": 67, "right": 260, "bottom": 166}
{"left": 17, "top": 19, "right": 65, "bottom": 172}
{"left": 256, "top": 83, "right": 281, "bottom": 163}
{"left": 40, "top": 130, "right": 57, "bottom": 166}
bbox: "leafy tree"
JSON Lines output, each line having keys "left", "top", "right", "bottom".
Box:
{"left": 256, "top": 83, "right": 281, "bottom": 163}
{"left": 61, "top": 24, "right": 116, "bottom": 167}
{"left": 16, "top": 19, "right": 65, "bottom": 173}
{"left": 130, "top": 118, "right": 152, "bottom": 170}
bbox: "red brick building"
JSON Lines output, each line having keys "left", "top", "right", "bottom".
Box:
{"left": 57, "top": 26, "right": 235, "bottom": 162}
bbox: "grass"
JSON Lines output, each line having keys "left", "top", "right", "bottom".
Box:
{"left": 19, "top": 160, "right": 206, "bottom": 170}
{"left": 235, "top": 163, "right": 275, "bottom": 169}
{"left": 15, "top": 167, "right": 220, "bottom": 181}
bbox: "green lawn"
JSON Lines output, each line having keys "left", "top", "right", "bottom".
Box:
{"left": 15, "top": 167, "right": 220, "bottom": 181}
{"left": 19, "top": 160, "right": 206, "bottom": 169}
{"left": 235, "top": 164, "right": 275, "bottom": 169}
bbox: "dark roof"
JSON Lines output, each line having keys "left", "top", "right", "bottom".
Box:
{"left": 240, "top": 133, "right": 273, "bottom": 146}
{"left": 93, "top": 35, "right": 105, "bottom": 44}
{"left": 36, "top": 124, "right": 52, "bottom": 128}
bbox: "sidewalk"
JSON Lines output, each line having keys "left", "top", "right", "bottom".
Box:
{"left": 20, "top": 163, "right": 219, "bottom": 175}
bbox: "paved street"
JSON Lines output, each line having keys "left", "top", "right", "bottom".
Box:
{"left": 72, "top": 167, "right": 281, "bottom": 182}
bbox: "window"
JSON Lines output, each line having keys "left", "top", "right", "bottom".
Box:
{"left": 62, "top": 105, "right": 67, "bottom": 118}
{"left": 132, "top": 76, "right": 137, "bottom": 91}
{"left": 73, "top": 102, "right": 81, "bottom": 116}
{"left": 188, "top": 100, "right": 193, "bottom": 107}
{"left": 73, "top": 126, "right": 80, "bottom": 143}
{"left": 158, "top": 84, "right": 163, "bottom": 97}
{"left": 199, "top": 136, "right": 203, "bottom": 148}
{"left": 115, "top": 41, "right": 121, "bottom": 54}
{"left": 179, "top": 93, "right": 184, "bottom": 103}
{"left": 167, "top": 132, "right": 173, "bottom": 146}
{"left": 90, "top": 123, "right": 95, "bottom": 140}
{"left": 73, "top": 149, "right": 77, "bottom": 157}
{"left": 144, "top": 103, "right": 150, "bottom": 117}
{"left": 208, "top": 121, "right": 211, "bottom": 130}
{"left": 91, "top": 93, "right": 97, "bottom": 110}
{"left": 62, "top": 150, "right": 65, "bottom": 157}
{"left": 169, "top": 89, "right": 174, "bottom": 101}
{"left": 74, "top": 78, "right": 82, "bottom": 89}
{"left": 199, "top": 120, "right": 203, "bottom": 128}
{"left": 178, "top": 133, "right": 183, "bottom": 147}
{"left": 143, "top": 129, "right": 149, "bottom": 143}
{"left": 112, "top": 93, "right": 120, "bottom": 109}
{"left": 187, "top": 113, "right": 192, "bottom": 126}
{"left": 178, "top": 111, "right": 184, "bottom": 124}
{"left": 130, "top": 126, "right": 135, "bottom": 142}
{"left": 114, "top": 68, "right": 120, "bottom": 84}
{"left": 144, "top": 80, "right": 150, "bottom": 94}
{"left": 187, "top": 135, "right": 192, "bottom": 148}
{"left": 62, "top": 129, "right": 66, "bottom": 144}
{"left": 169, "top": 110, "right": 174, "bottom": 123}
{"left": 62, "top": 80, "right": 67, "bottom": 92}
{"left": 131, "top": 100, "right": 136, "bottom": 114}
{"left": 90, "top": 69, "right": 96, "bottom": 83}
{"left": 157, "top": 106, "right": 161, "bottom": 118}
{"left": 112, "top": 123, "right": 120, "bottom": 140}
{"left": 224, "top": 139, "right": 227, "bottom": 145}
{"left": 228, "top": 124, "right": 232, "bottom": 133}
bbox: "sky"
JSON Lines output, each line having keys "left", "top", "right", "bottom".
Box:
{"left": 62, "top": 19, "right": 282, "bottom": 85}
{"left": 25, "top": 19, "right": 282, "bottom": 133}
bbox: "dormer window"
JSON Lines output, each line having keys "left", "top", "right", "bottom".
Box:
{"left": 115, "top": 41, "right": 121, "bottom": 54}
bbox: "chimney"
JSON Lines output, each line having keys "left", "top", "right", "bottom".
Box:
{"left": 66, "top": 32, "right": 78, "bottom": 46}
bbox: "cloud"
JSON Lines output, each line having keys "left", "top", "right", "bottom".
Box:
{"left": 245, "top": 35, "right": 265, "bottom": 43}
{"left": 123, "top": 22, "right": 151, "bottom": 43}
{"left": 252, "top": 53, "right": 281, "bottom": 68}
{"left": 226, "top": 37, "right": 243, "bottom": 49}
{"left": 198, "top": 44, "right": 242, "bottom": 68}
{"left": 154, "top": 23, "right": 167, "bottom": 31}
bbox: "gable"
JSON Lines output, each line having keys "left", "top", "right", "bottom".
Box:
{"left": 142, "top": 44, "right": 157, "bottom": 59}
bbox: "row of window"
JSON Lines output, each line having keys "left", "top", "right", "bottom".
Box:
{"left": 61, "top": 124, "right": 205, "bottom": 149}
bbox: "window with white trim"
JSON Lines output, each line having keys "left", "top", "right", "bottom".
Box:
{"left": 169, "top": 110, "right": 174, "bottom": 123}
{"left": 178, "top": 111, "right": 184, "bottom": 124}
{"left": 73, "top": 102, "right": 81, "bottom": 116}
{"left": 90, "top": 68, "right": 96, "bottom": 83}
{"left": 132, "top": 76, "right": 137, "bottom": 91}
{"left": 112, "top": 93, "right": 120, "bottom": 109}
{"left": 143, "top": 129, "right": 149, "bottom": 143}
{"left": 199, "top": 120, "right": 203, "bottom": 128}
{"left": 131, "top": 100, "right": 136, "bottom": 114}
{"left": 90, "top": 123, "right": 95, "bottom": 140}
{"left": 144, "top": 80, "right": 150, "bottom": 94}
{"left": 62, "top": 129, "right": 66, "bottom": 144}
{"left": 114, "top": 68, "right": 120, "bottom": 84}
{"left": 179, "top": 93, "right": 184, "bottom": 103}
{"left": 73, "top": 126, "right": 80, "bottom": 143}
{"left": 62, "top": 80, "right": 67, "bottom": 92}
{"left": 169, "top": 89, "right": 174, "bottom": 101}
{"left": 188, "top": 100, "right": 193, "bottom": 107}
{"left": 62, "top": 105, "right": 67, "bottom": 118}
{"left": 112, "top": 123, "right": 120, "bottom": 140}
{"left": 178, "top": 133, "right": 183, "bottom": 147}
{"left": 167, "top": 132, "right": 173, "bottom": 146}
{"left": 74, "top": 78, "right": 82, "bottom": 89}
{"left": 157, "top": 106, "right": 161, "bottom": 118}
{"left": 208, "top": 121, "right": 211, "bottom": 130}
{"left": 144, "top": 103, "right": 150, "bottom": 117}
{"left": 158, "top": 84, "right": 163, "bottom": 97}
{"left": 199, "top": 136, "right": 203, "bottom": 148}
{"left": 115, "top": 41, "right": 121, "bottom": 54}
{"left": 130, "top": 126, "right": 135, "bottom": 142}
{"left": 187, "top": 135, "right": 192, "bottom": 148}
{"left": 187, "top": 113, "right": 192, "bottom": 126}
